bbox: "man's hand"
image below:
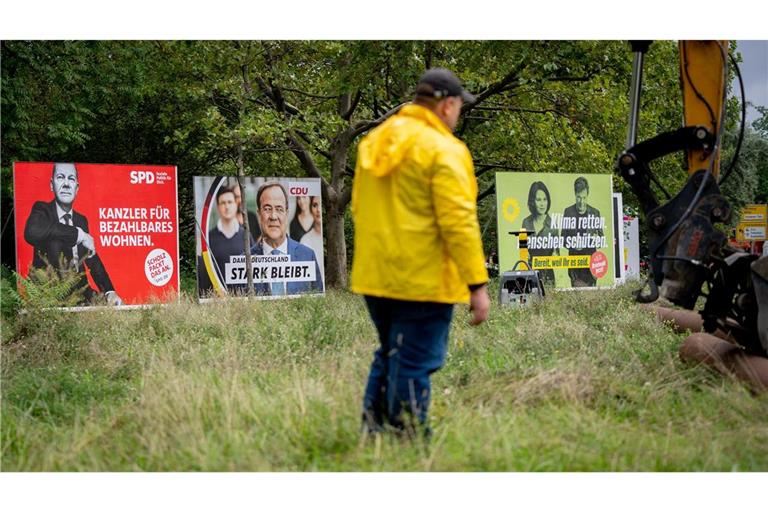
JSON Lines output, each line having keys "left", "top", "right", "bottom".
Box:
{"left": 469, "top": 285, "right": 490, "bottom": 326}
{"left": 105, "top": 291, "right": 123, "bottom": 306}
{"left": 80, "top": 232, "right": 97, "bottom": 256}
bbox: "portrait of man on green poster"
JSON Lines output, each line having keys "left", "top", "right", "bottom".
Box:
{"left": 495, "top": 172, "right": 615, "bottom": 290}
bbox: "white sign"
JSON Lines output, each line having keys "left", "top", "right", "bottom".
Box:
{"left": 623, "top": 216, "right": 640, "bottom": 280}
{"left": 744, "top": 226, "right": 767, "bottom": 240}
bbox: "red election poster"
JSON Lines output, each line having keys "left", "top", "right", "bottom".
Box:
{"left": 13, "top": 162, "right": 179, "bottom": 307}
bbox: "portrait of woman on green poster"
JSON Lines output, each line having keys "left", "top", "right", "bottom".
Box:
{"left": 521, "top": 180, "right": 559, "bottom": 287}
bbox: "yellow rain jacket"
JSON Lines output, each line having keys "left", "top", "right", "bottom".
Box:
{"left": 350, "top": 103, "right": 488, "bottom": 304}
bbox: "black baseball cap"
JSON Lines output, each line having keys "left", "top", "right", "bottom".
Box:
{"left": 415, "top": 68, "right": 476, "bottom": 103}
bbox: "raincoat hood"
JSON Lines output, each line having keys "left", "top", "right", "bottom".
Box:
{"left": 357, "top": 104, "right": 454, "bottom": 178}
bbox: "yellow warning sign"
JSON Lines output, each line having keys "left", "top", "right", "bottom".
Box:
{"left": 736, "top": 204, "right": 767, "bottom": 241}
{"left": 741, "top": 204, "right": 767, "bottom": 224}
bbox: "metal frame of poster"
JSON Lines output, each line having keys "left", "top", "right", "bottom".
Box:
{"left": 194, "top": 176, "right": 325, "bottom": 301}
{"left": 13, "top": 162, "right": 180, "bottom": 310}
{"left": 495, "top": 172, "right": 615, "bottom": 290}
{"left": 612, "top": 193, "right": 626, "bottom": 284}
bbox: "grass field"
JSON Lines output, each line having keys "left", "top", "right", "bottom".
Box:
{"left": 2, "top": 280, "right": 767, "bottom": 471}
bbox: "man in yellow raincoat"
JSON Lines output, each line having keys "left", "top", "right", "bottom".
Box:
{"left": 351, "top": 68, "right": 490, "bottom": 437}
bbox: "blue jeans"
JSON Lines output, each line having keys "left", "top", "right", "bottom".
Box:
{"left": 362, "top": 296, "right": 454, "bottom": 432}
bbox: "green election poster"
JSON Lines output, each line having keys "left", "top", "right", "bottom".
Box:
{"left": 495, "top": 173, "right": 615, "bottom": 290}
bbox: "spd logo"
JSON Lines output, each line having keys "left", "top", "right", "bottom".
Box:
{"left": 130, "top": 170, "right": 156, "bottom": 184}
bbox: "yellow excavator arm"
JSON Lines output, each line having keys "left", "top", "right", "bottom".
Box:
{"left": 616, "top": 40, "right": 767, "bottom": 357}
{"left": 679, "top": 40, "right": 729, "bottom": 179}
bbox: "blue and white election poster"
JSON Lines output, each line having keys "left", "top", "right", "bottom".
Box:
{"left": 194, "top": 176, "right": 324, "bottom": 300}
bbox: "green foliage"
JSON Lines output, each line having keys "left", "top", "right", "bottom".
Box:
{"left": 0, "top": 40, "right": 684, "bottom": 281}
{"left": 717, "top": 43, "right": 768, "bottom": 211}
{"left": 721, "top": 127, "right": 768, "bottom": 214}
{"left": 3, "top": 40, "right": 765, "bottom": 282}
{"left": 2, "top": 287, "right": 767, "bottom": 471}
{"left": 3, "top": 40, "right": 767, "bottom": 473}
{"left": 743, "top": 107, "right": 768, "bottom": 203}
{"left": 5, "top": 366, "right": 132, "bottom": 423}
{"left": 0, "top": 265, "right": 21, "bottom": 319}
{"left": 753, "top": 106, "right": 768, "bottom": 137}
{"left": 13, "top": 267, "right": 87, "bottom": 309}
{"left": 1, "top": 266, "right": 88, "bottom": 345}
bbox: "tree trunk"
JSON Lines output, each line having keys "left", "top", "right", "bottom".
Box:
{"left": 324, "top": 199, "right": 348, "bottom": 289}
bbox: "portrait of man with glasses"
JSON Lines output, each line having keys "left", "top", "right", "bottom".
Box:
{"left": 247, "top": 181, "right": 324, "bottom": 296}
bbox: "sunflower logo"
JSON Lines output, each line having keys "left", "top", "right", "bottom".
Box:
{"left": 501, "top": 197, "right": 521, "bottom": 223}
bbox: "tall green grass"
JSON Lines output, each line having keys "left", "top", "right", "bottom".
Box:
{"left": 2, "top": 282, "right": 767, "bottom": 471}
